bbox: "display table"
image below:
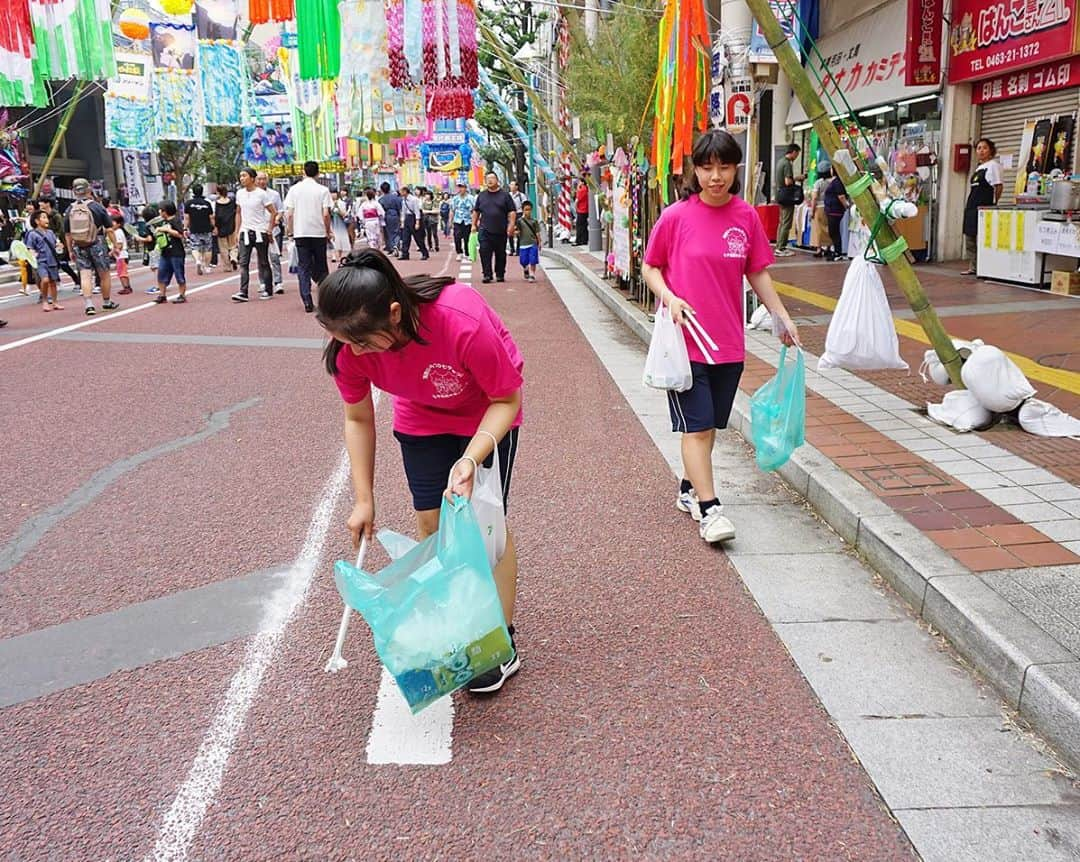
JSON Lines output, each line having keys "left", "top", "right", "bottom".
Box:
{"left": 976, "top": 207, "right": 1078, "bottom": 287}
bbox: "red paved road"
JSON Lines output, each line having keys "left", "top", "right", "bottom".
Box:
{"left": 0, "top": 250, "right": 913, "bottom": 859}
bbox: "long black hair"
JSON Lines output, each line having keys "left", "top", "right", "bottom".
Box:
{"left": 687, "top": 129, "right": 743, "bottom": 196}
{"left": 317, "top": 248, "right": 454, "bottom": 375}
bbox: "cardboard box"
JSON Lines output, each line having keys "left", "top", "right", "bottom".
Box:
{"left": 1050, "top": 270, "right": 1080, "bottom": 295}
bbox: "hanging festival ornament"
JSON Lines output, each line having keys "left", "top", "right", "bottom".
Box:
{"left": 248, "top": 0, "right": 270, "bottom": 25}
{"left": 651, "top": 0, "right": 710, "bottom": 203}
{"left": 159, "top": 0, "right": 195, "bottom": 15}
{"left": 118, "top": 8, "right": 151, "bottom": 41}
{"left": 0, "top": 0, "right": 47, "bottom": 107}
{"left": 296, "top": 0, "right": 340, "bottom": 80}
{"left": 270, "top": 0, "right": 294, "bottom": 21}
{"left": 29, "top": 0, "right": 116, "bottom": 82}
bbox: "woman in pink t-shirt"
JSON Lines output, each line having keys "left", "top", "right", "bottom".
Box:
{"left": 642, "top": 129, "right": 800, "bottom": 546}
{"left": 317, "top": 249, "right": 524, "bottom": 694}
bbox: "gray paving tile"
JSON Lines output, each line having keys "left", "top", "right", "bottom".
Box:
{"left": 896, "top": 804, "right": 1080, "bottom": 862}
{"left": 1032, "top": 520, "right": 1080, "bottom": 543}
{"left": 1031, "top": 484, "right": 1080, "bottom": 503}
{"left": 1002, "top": 502, "right": 1074, "bottom": 523}
{"left": 981, "top": 487, "right": 1046, "bottom": 506}
{"left": 774, "top": 620, "right": 1000, "bottom": 719}
{"left": 836, "top": 716, "right": 1069, "bottom": 809}
{"left": 722, "top": 503, "right": 846, "bottom": 556}
{"left": 1000, "top": 468, "right": 1065, "bottom": 486}
{"left": 964, "top": 473, "right": 1017, "bottom": 490}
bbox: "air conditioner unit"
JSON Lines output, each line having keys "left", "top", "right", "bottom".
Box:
{"left": 752, "top": 62, "right": 779, "bottom": 84}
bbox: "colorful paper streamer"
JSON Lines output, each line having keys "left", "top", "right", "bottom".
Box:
{"left": 200, "top": 40, "right": 246, "bottom": 126}
{"left": 153, "top": 71, "right": 205, "bottom": 141}
{"left": 29, "top": 0, "right": 115, "bottom": 81}
{"left": 104, "top": 92, "right": 155, "bottom": 151}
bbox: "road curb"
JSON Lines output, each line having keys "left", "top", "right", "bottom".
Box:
{"left": 545, "top": 247, "right": 1080, "bottom": 771}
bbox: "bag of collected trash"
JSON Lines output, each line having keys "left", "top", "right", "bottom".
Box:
{"left": 1018, "top": 399, "right": 1080, "bottom": 437}
{"left": 927, "top": 390, "right": 993, "bottom": 432}
{"left": 333, "top": 495, "right": 513, "bottom": 713}
{"left": 960, "top": 344, "right": 1036, "bottom": 413}
{"left": 751, "top": 345, "right": 806, "bottom": 471}
{"left": 467, "top": 434, "right": 507, "bottom": 568}
{"left": 746, "top": 303, "right": 773, "bottom": 331}
{"left": 285, "top": 239, "right": 298, "bottom": 274}
{"left": 642, "top": 303, "right": 692, "bottom": 391}
{"left": 919, "top": 338, "right": 985, "bottom": 385}
{"left": 819, "top": 256, "right": 908, "bottom": 371}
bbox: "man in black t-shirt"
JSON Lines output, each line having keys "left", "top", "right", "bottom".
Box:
{"left": 185, "top": 184, "right": 216, "bottom": 275}
{"left": 213, "top": 188, "right": 238, "bottom": 270}
{"left": 471, "top": 172, "right": 517, "bottom": 283}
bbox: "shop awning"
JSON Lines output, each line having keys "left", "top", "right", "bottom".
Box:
{"left": 786, "top": 0, "right": 940, "bottom": 126}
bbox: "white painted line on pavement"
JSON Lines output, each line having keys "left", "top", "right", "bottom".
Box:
{"left": 147, "top": 451, "right": 350, "bottom": 862}
{"left": 366, "top": 668, "right": 454, "bottom": 765}
{"left": 0, "top": 272, "right": 239, "bottom": 354}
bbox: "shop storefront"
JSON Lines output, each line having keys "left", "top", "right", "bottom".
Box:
{"left": 948, "top": 0, "right": 1080, "bottom": 286}
{"left": 786, "top": 0, "right": 945, "bottom": 258}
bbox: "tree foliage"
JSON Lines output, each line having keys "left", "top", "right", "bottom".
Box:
{"left": 564, "top": 2, "right": 661, "bottom": 152}
{"left": 158, "top": 127, "right": 244, "bottom": 199}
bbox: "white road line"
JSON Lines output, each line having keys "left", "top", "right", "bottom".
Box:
{"left": 366, "top": 668, "right": 454, "bottom": 765}
{"left": 0, "top": 272, "right": 239, "bottom": 354}
{"left": 146, "top": 451, "right": 350, "bottom": 862}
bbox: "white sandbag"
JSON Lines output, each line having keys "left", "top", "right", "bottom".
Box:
{"left": 960, "top": 344, "right": 1036, "bottom": 413}
{"left": 1018, "top": 399, "right": 1080, "bottom": 437}
{"left": 927, "top": 390, "right": 993, "bottom": 432}
{"left": 819, "top": 256, "right": 908, "bottom": 371}
{"left": 917, "top": 338, "right": 985, "bottom": 385}
{"left": 746, "top": 304, "right": 772, "bottom": 331}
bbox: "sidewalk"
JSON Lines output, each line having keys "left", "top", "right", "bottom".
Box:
{"left": 548, "top": 243, "right": 1080, "bottom": 772}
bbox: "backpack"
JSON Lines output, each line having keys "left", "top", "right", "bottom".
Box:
{"left": 67, "top": 200, "right": 99, "bottom": 247}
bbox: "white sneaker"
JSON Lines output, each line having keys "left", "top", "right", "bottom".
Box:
{"left": 699, "top": 504, "right": 736, "bottom": 543}
{"left": 676, "top": 489, "right": 702, "bottom": 521}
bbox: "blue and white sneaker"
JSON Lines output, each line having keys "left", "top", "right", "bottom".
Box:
{"left": 676, "top": 488, "right": 701, "bottom": 521}
{"left": 145, "top": 286, "right": 159, "bottom": 295}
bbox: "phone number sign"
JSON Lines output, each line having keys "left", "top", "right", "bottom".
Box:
{"left": 948, "top": 0, "right": 1080, "bottom": 82}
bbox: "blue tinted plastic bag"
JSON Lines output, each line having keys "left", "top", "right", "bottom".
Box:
{"left": 333, "top": 495, "right": 513, "bottom": 713}
{"left": 750, "top": 346, "right": 806, "bottom": 472}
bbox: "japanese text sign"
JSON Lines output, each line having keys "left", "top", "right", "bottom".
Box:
{"left": 905, "top": 0, "right": 944, "bottom": 86}
{"left": 972, "top": 55, "right": 1080, "bottom": 102}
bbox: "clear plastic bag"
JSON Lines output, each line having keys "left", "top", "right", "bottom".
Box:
{"left": 819, "top": 257, "right": 908, "bottom": 371}
{"left": 643, "top": 304, "right": 692, "bottom": 391}
{"left": 751, "top": 346, "right": 806, "bottom": 471}
{"left": 469, "top": 437, "right": 507, "bottom": 569}
{"left": 333, "top": 496, "right": 513, "bottom": 713}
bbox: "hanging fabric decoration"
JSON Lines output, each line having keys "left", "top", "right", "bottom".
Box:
{"left": 29, "top": 0, "right": 116, "bottom": 81}
{"left": 270, "top": 0, "right": 294, "bottom": 21}
{"left": 337, "top": 0, "right": 425, "bottom": 140}
{"left": 651, "top": 0, "right": 710, "bottom": 203}
{"left": 247, "top": 0, "right": 269, "bottom": 24}
{"left": 295, "top": 0, "right": 340, "bottom": 80}
{"left": 200, "top": 40, "right": 246, "bottom": 126}
{"left": 0, "top": 0, "right": 47, "bottom": 107}
{"left": 194, "top": 0, "right": 238, "bottom": 40}
{"left": 153, "top": 70, "right": 204, "bottom": 140}
{"left": 279, "top": 46, "right": 337, "bottom": 161}
{"left": 104, "top": 92, "right": 154, "bottom": 150}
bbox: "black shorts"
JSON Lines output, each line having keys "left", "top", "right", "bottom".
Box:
{"left": 393, "top": 428, "right": 520, "bottom": 512}
{"left": 667, "top": 362, "right": 744, "bottom": 433}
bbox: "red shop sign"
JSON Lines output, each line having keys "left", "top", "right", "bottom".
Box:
{"left": 905, "top": 0, "right": 945, "bottom": 86}
{"left": 948, "top": 0, "right": 1080, "bottom": 83}
{"left": 972, "top": 55, "right": 1080, "bottom": 103}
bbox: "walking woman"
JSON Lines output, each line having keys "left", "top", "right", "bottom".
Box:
{"left": 962, "top": 138, "right": 1003, "bottom": 275}
{"left": 823, "top": 168, "right": 850, "bottom": 261}
{"left": 317, "top": 249, "right": 525, "bottom": 694}
{"left": 357, "top": 188, "right": 385, "bottom": 250}
{"left": 642, "top": 129, "right": 800, "bottom": 545}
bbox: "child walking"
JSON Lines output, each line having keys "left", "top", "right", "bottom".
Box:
{"left": 642, "top": 129, "right": 800, "bottom": 545}
{"left": 25, "top": 210, "right": 64, "bottom": 312}
{"left": 153, "top": 202, "right": 188, "bottom": 304}
{"left": 111, "top": 215, "right": 132, "bottom": 294}
{"left": 317, "top": 248, "right": 525, "bottom": 694}
{"left": 515, "top": 200, "right": 541, "bottom": 281}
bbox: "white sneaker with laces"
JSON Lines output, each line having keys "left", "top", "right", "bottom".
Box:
{"left": 676, "top": 489, "right": 702, "bottom": 521}
{"left": 699, "top": 504, "right": 736, "bottom": 543}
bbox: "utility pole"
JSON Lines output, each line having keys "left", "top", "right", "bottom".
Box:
{"left": 742, "top": 0, "right": 963, "bottom": 386}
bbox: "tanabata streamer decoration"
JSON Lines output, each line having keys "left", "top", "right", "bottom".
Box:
{"left": 153, "top": 71, "right": 204, "bottom": 141}
{"left": 386, "top": 0, "right": 477, "bottom": 119}
{"left": 118, "top": 8, "right": 151, "bottom": 41}
{"left": 651, "top": 0, "right": 710, "bottom": 203}
{"left": 0, "top": 0, "right": 47, "bottom": 106}
{"left": 296, "top": 0, "right": 340, "bottom": 80}
{"left": 248, "top": 0, "right": 293, "bottom": 24}
{"left": 104, "top": 92, "right": 154, "bottom": 150}
{"left": 29, "top": 0, "right": 116, "bottom": 81}
{"left": 337, "top": 0, "right": 425, "bottom": 140}
{"left": 200, "top": 40, "right": 246, "bottom": 126}
{"left": 279, "top": 47, "right": 336, "bottom": 160}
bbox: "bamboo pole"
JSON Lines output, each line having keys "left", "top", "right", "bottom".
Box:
{"left": 31, "top": 81, "right": 87, "bottom": 200}
{"left": 742, "top": 0, "right": 963, "bottom": 386}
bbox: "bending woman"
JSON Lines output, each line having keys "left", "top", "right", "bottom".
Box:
{"left": 318, "top": 249, "right": 524, "bottom": 694}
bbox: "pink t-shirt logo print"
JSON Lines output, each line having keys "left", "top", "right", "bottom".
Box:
{"left": 423, "top": 363, "right": 467, "bottom": 399}
{"left": 722, "top": 227, "right": 750, "bottom": 259}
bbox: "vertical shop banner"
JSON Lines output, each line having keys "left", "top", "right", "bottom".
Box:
{"left": 611, "top": 176, "right": 631, "bottom": 277}
{"left": 1015, "top": 119, "right": 1037, "bottom": 197}
{"left": 948, "top": 0, "right": 1080, "bottom": 82}
{"left": 121, "top": 150, "right": 147, "bottom": 207}
{"left": 904, "top": 0, "right": 943, "bottom": 86}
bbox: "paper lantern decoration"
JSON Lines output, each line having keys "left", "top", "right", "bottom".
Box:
{"left": 119, "top": 8, "right": 151, "bottom": 40}
{"left": 159, "top": 0, "right": 195, "bottom": 15}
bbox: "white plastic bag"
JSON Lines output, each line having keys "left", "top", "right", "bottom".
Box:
{"left": 643, "top": 304, "right": 692, "bottom": 391}
{"left": 960, "top": 344, "right": 1036, "bottom": 413}
{"left": 469, "top": 438, "right": 507, "bottom": 569}
{"left": 746, "top": 304, "right": 773, "bottom": 331}
{"left": 1018, "top": 399, "right": 1080, "bottom": 437}
{"left": 819, "top": 257, "right": 908, "bottom": 371}
{"left": 927, "top": 390, "right": 993, "bottom": 432}
{"left": 918, "top": 338, "right": 984, "bottom": 386}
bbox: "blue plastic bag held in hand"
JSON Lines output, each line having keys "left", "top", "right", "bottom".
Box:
{"left": 750, "top": 346, "right": 806, "bottom": 472}
{"left": 333, "top": 495, "right": 513, "bottom": 713}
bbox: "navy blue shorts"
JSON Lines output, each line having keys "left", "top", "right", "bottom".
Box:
{"left": 519, "top": 245, "right": 539, "bottom": 267}
{"left": 393, "top": 428, "right": 520, "bottom": 512}
{"left": 668, "top": 361, "right": 744, "bottom": 433}
{"left": 157, "top": 254, "right": 187, "bottom": 286}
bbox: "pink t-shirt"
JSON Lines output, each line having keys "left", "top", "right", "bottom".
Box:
{"left": 643, "top": 194, "right": 774, "bottom": 363}
{"left": 333, "top": 283, "right": 524, "bottom": 437}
